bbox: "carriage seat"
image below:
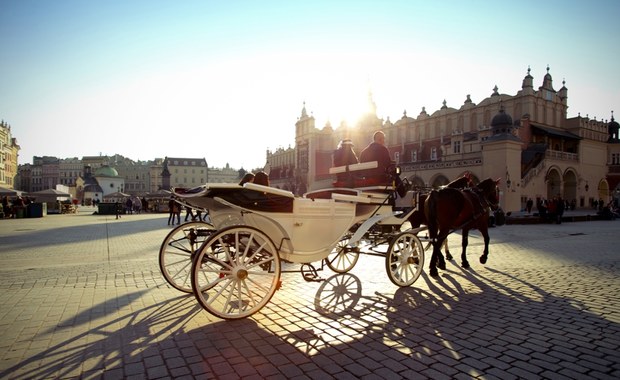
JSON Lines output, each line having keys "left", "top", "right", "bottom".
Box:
{"left": 303, "top": 188, "right": 360, "bottom": 200}
{"left": 243, "top": 183, "right": 294, "bottom": 198}
{"left": 304, "top": 187, "right": 389, "bottom": 205}
{"left": 330, "top": 161, "right": 389, "bottom": 188}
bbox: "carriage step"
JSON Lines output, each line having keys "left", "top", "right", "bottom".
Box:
{"left": 301, "top": 264, "right": 324, "bottom": 282}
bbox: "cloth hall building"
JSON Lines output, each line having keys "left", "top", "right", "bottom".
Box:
{"left": 266, "top": 67, "right": 619, "bottom": 214}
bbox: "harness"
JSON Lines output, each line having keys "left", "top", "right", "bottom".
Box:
{"left": 433, "top": 186, "right": 497, "bottom": 242}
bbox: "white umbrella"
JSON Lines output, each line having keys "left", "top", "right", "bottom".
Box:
{"left": 103, "top": 191, "right": 130, "bottom": 199}
{"left": 0, "top": 187, "right": 26, "bottom": 197}
{"left": 30, "top": 188, "right": 71, "bottom": 197}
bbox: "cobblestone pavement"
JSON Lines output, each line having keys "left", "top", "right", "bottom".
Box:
{"left": 0, "top": 208, "right": 619, "bottom": 379}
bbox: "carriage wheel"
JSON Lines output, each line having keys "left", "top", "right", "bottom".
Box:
{"left": 191, "top": 225, "right": 281, "bottom": 320}
{"left": 159, "top": 221, "right": 215, "bottom": 293}
{"left": 386, "top": 232, "right": 425, "bottom": 287}
{"left": 325, "top": 236, "right": 359, "bottom": 273}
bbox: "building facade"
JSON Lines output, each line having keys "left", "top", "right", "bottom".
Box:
{"left": 161, "top": 157, "right": 208, "bottom": 190}
{"left": 59, "top": 157, "right": 82, "bottom": 187}
{"left": 206, "top": 163, "right": 242, "bottom": 184}
{"left": 0, "top": 120, "right": 20, "bottom": 190}
{"left": 266, "top": 67, "right": 618, "bottom": 213}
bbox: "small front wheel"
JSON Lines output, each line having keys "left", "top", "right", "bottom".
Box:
{"left": 191, "top": 225, "right": 281, "bottom": 319}
{"left": 386, "top": 232, "right": 424, "bottom": 287}
{"left": 325, "top": 236, "right": 359, "bottom": 273}
{"left": 159, "top": 221, "right": 215, "bottom": 293}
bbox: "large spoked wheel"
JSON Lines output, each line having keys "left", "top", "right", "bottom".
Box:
{"left": 191, "top": 225, "right": 281, "bottom": 320}
{"left": 325, "top": 235, "right": 360, "bottom": 273}
{"left": 159, "top": 221, "right": 215, "bottom": 293}
{"left": 386, "top": 232, "right": 424, "bottom": 287}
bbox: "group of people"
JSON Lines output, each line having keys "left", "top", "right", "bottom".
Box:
{"left": 535, "top": 196, "right": 566, "bottom": 224}
{"left": 166, "top": 198, "right": 206, "bottom": 225}
{"left": 333, "top": 130, "right": 406, "bottom": 196}
{"left": 526, "top": 197, "right": 577, "bottom": 215}
{"left": 124, "top": 197, "right": 148, "bottom": 214}
{"left": 333, "top": 130, "right": 393, "bottom": 186}
{"left": 238, "top": 171, "right": 270, "bottom": 186}
{"left": 598, "top": 199, "right": 620, "bottom": 220}
{"left": 0, "top": 195, "right": 30, "bottom": 218}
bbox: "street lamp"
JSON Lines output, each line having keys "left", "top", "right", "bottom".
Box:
{"left": 505, "top": 167, "right": 511, "bottom": 189}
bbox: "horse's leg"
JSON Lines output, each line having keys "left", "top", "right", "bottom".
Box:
{"left": 480, "top": 227, "right": 490, "bottom": 264}
{"left": 436, "top": 233, "right": 447, "bottom": 270}
{"left": 443, "top": 237, "right": 452, "bottom": 261}
{"left": 429, "top": 243, "right": 439, "bottom": 277}
{"left": 460, "top": 230, "right": 470, "bottom": 268}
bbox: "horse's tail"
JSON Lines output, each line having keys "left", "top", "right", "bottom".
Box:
{"left": 424, "top": 190, "right": 439, "bottom": 240}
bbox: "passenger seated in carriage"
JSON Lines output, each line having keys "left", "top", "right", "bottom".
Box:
{"left": 239, "top": 173, "right": 255, "bottom": 186}
{"left": 333, "top": 139, "right": 359, "bottom": 187}
{"left": 253, "top": 171, "right": 270, "bottom": 186}
{"left": 358, "top": 131, "right": 407, "bottom": 196}
{"left": 359, "top": 131, "right": 393, "bottom": 186}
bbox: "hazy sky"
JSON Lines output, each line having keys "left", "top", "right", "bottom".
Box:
{"left": 2, "top": 0, "right": 619, "bottom": 170}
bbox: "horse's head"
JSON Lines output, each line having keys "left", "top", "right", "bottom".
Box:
{"left": 463, "top": 171, "right": 474, "bottom": 187}
{"left": 477, "top": 178, "right": 501, "bottom": 210}
{"left": 445, "top": 173, "right": 473, "bottom": 189}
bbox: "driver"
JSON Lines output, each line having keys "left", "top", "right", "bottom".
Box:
{"left": 359, "top": 130, "right": 392, "bottom": 185}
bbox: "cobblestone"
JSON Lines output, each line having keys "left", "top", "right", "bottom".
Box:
{"left": 0, "top": 209, "right": 619, "bottom": 378}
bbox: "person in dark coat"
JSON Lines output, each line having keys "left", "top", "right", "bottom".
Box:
{"left": 359, "top": 131, "right": 392, "bottom": 185}
{"left": 333, "top": 139, "right": 359, "bottom": 186}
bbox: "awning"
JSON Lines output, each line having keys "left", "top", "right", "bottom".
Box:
{"left": 531, "top": 125, "right": 581, "bottom": 140}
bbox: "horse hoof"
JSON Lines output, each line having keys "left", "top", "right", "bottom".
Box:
{"left": 446, "top": 253, "right": 453, "bottom": 261}
{"left": 480, "top": 255, "right": 488, "bottom": 264}
{"left": 461, "top": 262, "right": 470, "bottom": 269}
{"left": 437, "top": 262, "right": 446, "bottom": 270}
{"left": 430, "top": 269, "right": 439, "bottom": 277}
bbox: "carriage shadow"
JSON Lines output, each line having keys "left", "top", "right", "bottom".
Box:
{"left": 2, "top": 265, "right": 618, "bottom": 379}
{"left": 0, "top": 290, "right": 203, "bottom": 379}
{"left": 290, "top": 269, "right": 619, "bottom": 378}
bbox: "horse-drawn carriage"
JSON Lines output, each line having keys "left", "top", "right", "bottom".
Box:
{"left": 158, "top": 161, "right": 500, "bottom": 319}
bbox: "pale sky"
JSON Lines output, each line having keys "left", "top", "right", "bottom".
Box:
{"left": 2, "top": 0, "right": 619, "bottom": 170}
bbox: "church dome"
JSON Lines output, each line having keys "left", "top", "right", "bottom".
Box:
{"left": 491, "top": 108, "right": 513, "bottom": 128}
{"left": 95, "top": 165, "right": 119, "bottom": 177}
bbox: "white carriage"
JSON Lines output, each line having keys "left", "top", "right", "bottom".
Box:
{"left": 158, "top": 162, "right": 426, "bottom": 319}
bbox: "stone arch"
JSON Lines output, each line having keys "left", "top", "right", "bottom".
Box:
{"left": 459, "top": 171, "right": 480, "bottom": 185}
{"left": 562, "top": 168, "right": 578, "bottom": 203}
{"left": 429, "top": 174, "right": 450, "bottom": 188}
{"left": 597, "top": 179, "right": 610, "bottom": 202}
{"left": 407, "top": 175, "right": 426, "bottom": 189}
{"left": 545, "top": 166, "right": 562, "bottom": 199}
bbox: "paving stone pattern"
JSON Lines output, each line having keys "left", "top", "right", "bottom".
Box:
{"left": 0, "top": 209, "right": 619, "bottom": 379}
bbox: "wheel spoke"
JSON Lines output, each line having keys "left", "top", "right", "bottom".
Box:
{"left": 386, "top": 232, "right": 423, "bottom": 287}
{"left": 159, "top": 221, "right": 213, "bottom": 293}
{"left": 192, "top": 225, "right": 281, "bottom": 319}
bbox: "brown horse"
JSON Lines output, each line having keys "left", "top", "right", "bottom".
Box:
{"left": 424, "top": 178, "right": 500, "bottom": 277}
{"left": 407, "top": 173, "right": 474, "bottom": 259}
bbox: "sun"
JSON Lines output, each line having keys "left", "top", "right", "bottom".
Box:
{"left": 319, "top": 86, "right": 373, "bottom": 128}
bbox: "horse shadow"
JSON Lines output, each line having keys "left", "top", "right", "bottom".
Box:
{"left": 289, "top": 267, "right": 619, "bottom": 378}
